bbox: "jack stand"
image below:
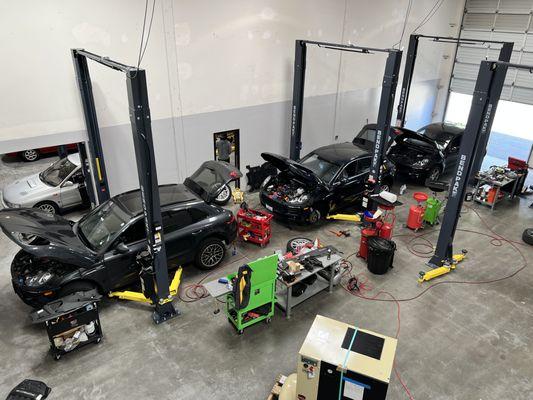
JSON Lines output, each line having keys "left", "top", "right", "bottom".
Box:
{"left": 418, "top": 250, "right": 467, "bottom": 283}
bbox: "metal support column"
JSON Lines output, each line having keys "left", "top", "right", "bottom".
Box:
{"left": 396, "top": 35, "right": 419, "bottom": 127}
{"left": 469, "top": 41, "right": 514, "bottom": 179}
{"left": 429, "top": 61, "right": 508, "bottom": 267}
{"left": 71, "top": 49, "right": 110, "bottom": 204}
{"left": 77, "top": 142, "right": 97, "bottom": 206}
{"left": 127, "top": 70, "right": 177, "bottom": 323}
{"left": 289, "top": 40, "right": 307, "bottom": 160}
{"left": 368, "top": 50, "right": 403, "bottom": 191}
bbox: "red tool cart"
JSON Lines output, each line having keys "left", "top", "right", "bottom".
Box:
{"left": 237, "top": 206, "right": 273, "bottom": 247}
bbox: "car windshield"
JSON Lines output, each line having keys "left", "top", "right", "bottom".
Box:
{"left": 39, "top": 157, "right": 77, "bottom": 187}
{"left": 77, "top": 200, "right": 131, "bottom": 251}
{"left": 298, "top": 153, "right": 340, "bottom": 183}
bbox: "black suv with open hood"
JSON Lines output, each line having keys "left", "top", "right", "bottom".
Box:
{"left": 387, "top": 123, "right": 464, "bottom": 182}
{"left": 259, "top": 143, "right": 395, "bottom": 224}
{"left": 0, "top": 161, "right": 241, "bottom": 307}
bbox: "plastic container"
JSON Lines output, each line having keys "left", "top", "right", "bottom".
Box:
{"left": 358, "top": 227, "right": 378, "bottom": 260}
{"left": 367, "top": 237, "right": 396, "bottom": 275}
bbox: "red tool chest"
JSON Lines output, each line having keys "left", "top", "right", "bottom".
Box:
{"left": 237, "top": 207, "right": 273, "bottom": 247}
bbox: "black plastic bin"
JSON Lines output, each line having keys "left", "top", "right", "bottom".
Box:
{"left": 367, "top": 237, "right": 396, "bottom": 275}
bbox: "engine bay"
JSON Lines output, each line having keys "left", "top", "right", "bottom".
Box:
{"left": 264, "top": 177, "right": 310, "bottom": 205}
{"left": 12, "top": 250, "right": 72, "bottom": 287}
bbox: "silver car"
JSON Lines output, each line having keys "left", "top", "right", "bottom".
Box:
{"left": 1, "top": 154, "right": 86, "bottom": 214}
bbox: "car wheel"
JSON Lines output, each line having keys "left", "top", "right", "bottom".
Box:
{"left": 196, "top": 238, "right": 226, "bottom": 270}
{"left": 213, "top": 184, "right": 232, "bottom": 206}
{"left": 522, "top": 228, "right": 533, "bottom": 245}
{"left": 21, "top": 149, "right": 39, "bottom": 162}
{"left": 286, "top": 237, "right": 313, "bottom": 253}
{"left": 380, "top": 178, "right": 393, "bottom": 193}
{"left": 308, "top": 209, "right": 321, "bottom": 224}
{"left": 34, "top": 201, "right": 59, "bottom": 215}
{"left": 58, "top": 281, "right": 98, "bottom": 297}
{"left": 428, "top": 167, "right": 441, "bottom": 182}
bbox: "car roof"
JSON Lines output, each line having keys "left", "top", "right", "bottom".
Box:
{"left": 311, "top": 142, "right": 370, "bottom": 164}
{"left": 67, "top": 153, "right": 81, "bottom": 166}
{"left": 114, "top": 184, "right": 202, "bottom": 216}
{"left": 419, "top": 122, "right": 464, "bottom": 136}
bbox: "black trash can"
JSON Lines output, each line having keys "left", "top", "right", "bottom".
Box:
{"left": 367, "top": 237, "right": 396, "bottom": 275}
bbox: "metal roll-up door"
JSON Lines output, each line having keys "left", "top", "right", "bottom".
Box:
{"left": 451, "top": 0, "right": 533, "bottom": 105}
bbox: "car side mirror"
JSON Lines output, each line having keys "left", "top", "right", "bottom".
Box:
{"left": 115, "top": 242, "right": 129, "bottom": 254}
{"left": 62, "top": 181, "right": 74, "bottom": 188}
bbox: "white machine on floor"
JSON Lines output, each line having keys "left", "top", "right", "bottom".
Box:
{"left": 280, "top": 315, "right": 397, "bottom": 400}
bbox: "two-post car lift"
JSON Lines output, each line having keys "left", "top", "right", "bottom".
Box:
{"left": 429, "top": 59, "right": 532, "bottom": 268}
{"left": 71, "top": 49, "right": 178, "bottom": 324}
{"left": 288, "top": 40, "right": 403, "bottom": 200}
{"left": 395, "top": 34, "right": 514, "bottom": 178}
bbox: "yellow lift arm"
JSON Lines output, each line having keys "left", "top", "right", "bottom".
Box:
{"left": 418, "top": 250, "right": 467, "bottom": 284}
{"left": 109, "top": 267, "right": 183, "bottom": 304}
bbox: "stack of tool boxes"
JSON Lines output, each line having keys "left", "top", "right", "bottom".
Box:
{"left": 237, "top": 206, "right": 273, "bottom": 247}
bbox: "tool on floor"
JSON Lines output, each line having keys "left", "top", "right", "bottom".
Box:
{"left": 418, "top": 249, "right": 468, "bottom": 283}
{"left": 329, "top": 229, "right": 351, "bottom": 237}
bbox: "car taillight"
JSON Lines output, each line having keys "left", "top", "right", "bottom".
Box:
{"left": 226, "top": 214, "right": 235, "bottom": 224}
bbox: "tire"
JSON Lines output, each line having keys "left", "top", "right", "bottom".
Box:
{"left": 427, "top": 167, "right": 441, "bottom": 183}
{"left": 213, "top": 184, "right": 232, "bottom": 206}
{"left": 380, "top": 178, "right": 393, "bottom": 193}
{"left": 308, "top": 209, "right": 321, "bottom": 224}
{"left": 20, "top": 149, "right": 39, "bottom": 162}
{"left": 195, "top": 238, "right": 226, "bottom": 270}
{"left": 286, "top": 237, "right": 313, "bottom": 253}
{"left": 34, "top": 201, "right": 59, "bottom": 215}
{"left": 522, "top": 228, "right": 533, "bottom": 245}
{"left": 58, "top": 281, "right": 98, "bottom": 297}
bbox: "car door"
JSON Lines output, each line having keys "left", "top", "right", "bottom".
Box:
{"left": 102, "top": 218, "right": 147, "bottom": 290}
{"left": 331, "top": 157, "right": 370, "bottom": 209}
{"left": 161, "top": 208, "right": 198, "bottom": 265}
{"left": 444, "top": 136, "right": 462, "bottom": 172}
{"left": 59, "top": 168, "right": 83, "bottom": 208}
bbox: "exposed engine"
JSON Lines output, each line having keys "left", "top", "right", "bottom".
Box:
{"left": 12, "top": 251, "right": 72, "bottom": 287}
{"left": 264, "top": 179, "right": 310, "bottom": 205}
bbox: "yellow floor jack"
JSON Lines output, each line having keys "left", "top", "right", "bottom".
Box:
{"left": 418, "top": 250, "right": 468, "bottom": 283}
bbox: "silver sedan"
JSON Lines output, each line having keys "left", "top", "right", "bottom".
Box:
{"left": 1, "top": 154, "right": 86, "bottom": 214}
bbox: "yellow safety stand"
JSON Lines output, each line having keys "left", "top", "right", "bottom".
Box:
{"left": 109, "top": 267, "right": 182, "bottom": 304}
{"left": 418, "top": 250, "right": 467, "bottom": 283}
{"left": 326, "top": 213, "right": 361, "bottom": 222}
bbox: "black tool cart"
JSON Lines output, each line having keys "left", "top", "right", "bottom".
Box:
{"left": 30, "top": 290, "right": 103, "bottom": 360}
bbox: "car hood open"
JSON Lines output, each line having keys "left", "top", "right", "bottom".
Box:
{"left": 0, "top": 209, "right": 96, "bottom": 267}
{"left": 261, "top": 153, "right": 325, "bottom": 187}
{"left": 184, "top": 160, "right": 243, "bottom": 203}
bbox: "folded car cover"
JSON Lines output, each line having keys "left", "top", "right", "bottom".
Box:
{"left": 233, "top": 264, "right": 252, "bottom": 310}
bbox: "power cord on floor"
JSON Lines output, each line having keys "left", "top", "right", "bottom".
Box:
{"left": 340, "top": 204, "right": 530, "bottom": 399}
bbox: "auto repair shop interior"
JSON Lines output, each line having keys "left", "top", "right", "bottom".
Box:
{"left": 1, "top": 1, "right": 533, "bottom": 399}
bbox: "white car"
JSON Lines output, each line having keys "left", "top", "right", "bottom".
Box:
{"left": 1, "top": 154, "right": 87, "bottom": 214}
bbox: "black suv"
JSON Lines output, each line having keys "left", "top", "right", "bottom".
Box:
{"left": 387, "top": 123, "right": 464, "bottom": 182}
{"left": 1, "top": 162, "right": 240, "bottom": 307}
{"left": 259, "top": 142, "right": 395, "bottom": 224}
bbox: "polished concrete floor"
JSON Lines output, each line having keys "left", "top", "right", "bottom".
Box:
{"left": 0, "top": 154, "right": 532, "bottom": 399}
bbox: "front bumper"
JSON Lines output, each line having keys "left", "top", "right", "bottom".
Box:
{"left": 12, "top": 280, "right": 58, "bottom": 307}
{"left": 259, "top": 192, "right": 312, "bottom": 222}
{"left": 394, "top": 164, "right": 429, "bottom": 180}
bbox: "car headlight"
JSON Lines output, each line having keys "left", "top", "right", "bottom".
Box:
{"left": 413, "top": 158, "right": 430, "bottom": 168}
{"left": 25, "top": 271, "right": 54, "bottom": 287}
{"left": 261, "top": 176, "right": 272, "bottom": 189}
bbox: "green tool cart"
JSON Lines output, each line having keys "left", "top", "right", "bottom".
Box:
{"left": 225, "top": 254, "right": 278, "bottom": 334}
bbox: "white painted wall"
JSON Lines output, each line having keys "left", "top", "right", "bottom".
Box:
{"left": 0, "top": 0, "right": 463, "bottom": 195}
